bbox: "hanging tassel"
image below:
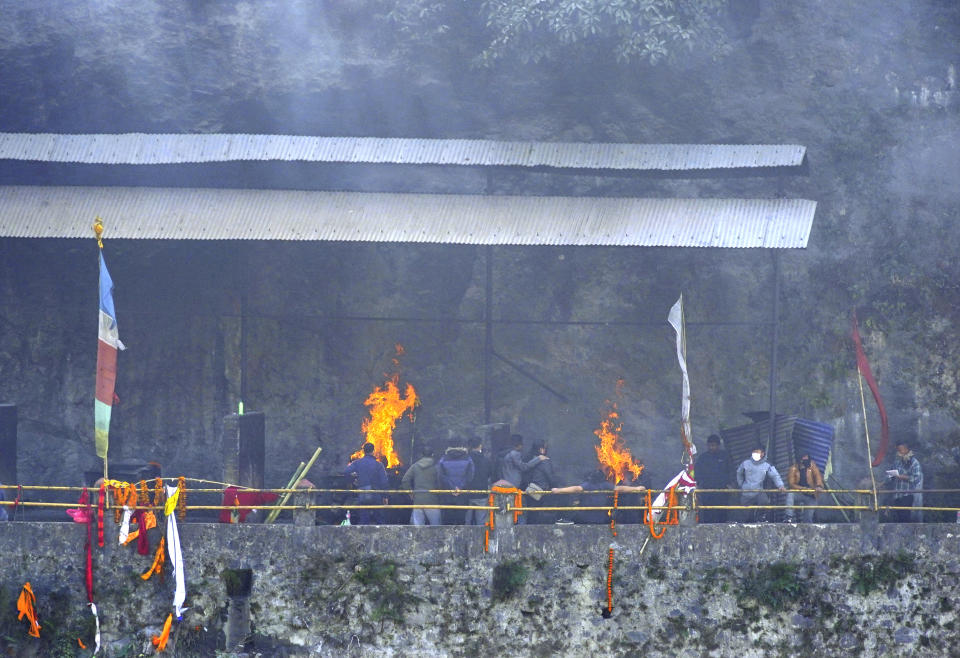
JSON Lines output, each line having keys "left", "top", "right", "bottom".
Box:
{"left": 151, "top": 613, "right": 173, "bottom": 652}
{"left": 16, "top": 582, "right": 40, "bottom": 638}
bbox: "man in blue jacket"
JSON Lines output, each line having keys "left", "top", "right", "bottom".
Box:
{"left": 344, "top": 442, "right": 389, "bottom": 525}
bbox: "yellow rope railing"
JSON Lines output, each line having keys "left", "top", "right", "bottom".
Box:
{"left": 3, "top": 485, "right": 958, "bottom": 515}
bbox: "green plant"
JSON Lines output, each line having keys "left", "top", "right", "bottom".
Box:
{"left": 492, "top": 559, "right": 529, "bottom": 602}
{"left": 849, "top": 551, "right": 915, "bottom": 596}
{"left": 353, "top": 557, "right": 421, "bottom": 625}
{"left": 738, "top": 562, "right": 804, "bottom": 612}
{"left": 645, "top": 554, "right": 666, "bottom": 580}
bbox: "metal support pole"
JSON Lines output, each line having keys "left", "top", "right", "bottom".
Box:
{"left": 484, "top": 246, "right": 493, "bottom": 423}
{"left": 767, "top": 250, "right": 781, "bottom": 453}
{"left": 239, "top": 243, "right": 248, "bottom": 412}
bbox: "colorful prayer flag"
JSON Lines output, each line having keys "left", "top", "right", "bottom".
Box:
{"left": 95, "top": 250, "right": 124, "bottom": 459}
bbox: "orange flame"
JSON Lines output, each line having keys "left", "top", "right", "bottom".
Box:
{"left": 593, "top": 380, "right": 644, "bottom": 484}
{"left": 351, "top": 345, "right": 418, "bottom": 468}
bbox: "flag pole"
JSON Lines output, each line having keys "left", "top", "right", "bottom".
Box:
{"left": 93, "top": 218, "right": 108, "bottom": 483}
{"left": 856, "top": 367, "right": 879, "bottom": 513}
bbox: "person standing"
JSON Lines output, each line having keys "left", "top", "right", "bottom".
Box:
{"left": 499, "top": 434, "right": 544, "bottom": 489}
{"left": 436, "top": 444, "right": 475, "bottom": 524}
{"left": 343, "top": 442, "right": 389, "bottom": 525}
{"left": 736, "top": 446, "right": 786, "bottom": 522}
{"left": 694, "top": 434, "right": 733, "bottom": 523}
{"left": 400, "top": 444, "right": 441, "bottom": 526}
{"left": 891, "top": 441, "right": 923, "bottom": 523}
{"left": 785, "top": 452, "right": 825, "bottom": 523}
{"left": 464, "top": 437, "right": 493, "bottom": 526}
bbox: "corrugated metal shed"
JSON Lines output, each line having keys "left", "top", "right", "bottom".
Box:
{"left": 720, "top": 414, "right": 835, "bottom": 475}
{"left": 0, "top": 133, "right": 806, "bottom": 170}
{"left": 0, "top": 186, "right": 816, "bottom": 247}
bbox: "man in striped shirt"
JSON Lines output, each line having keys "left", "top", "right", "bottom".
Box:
{"left": 891, "top": 441, "right": 923, "bottom": 523}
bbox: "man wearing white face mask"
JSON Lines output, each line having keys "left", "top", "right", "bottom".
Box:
{"left": 736, "top": 446, "right": 786, "bottom": 522}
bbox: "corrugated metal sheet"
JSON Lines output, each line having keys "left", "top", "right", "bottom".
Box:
{"left": 0, "top": 134, "right": 806, "bottom": 170}
{"left": 792, "top": 418, "right": 835, "bottom": 474}
{"left": 721, "top": 415, "right": 797, "bottom": 476}
{"left": 0, "top": 186, "right": 815, "bottom": 247}
{"left": 720, "top": 414, "right": 835, "bottom": 475}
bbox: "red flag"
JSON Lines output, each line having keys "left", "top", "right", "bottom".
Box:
{"left": 852, "top": 312, "right": 889, "bottom": 466}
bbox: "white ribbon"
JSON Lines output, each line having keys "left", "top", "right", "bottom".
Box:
{"left": 89, "top": 602, "right": 101, "bottom": 655}
{"left": 165, "top": 485, "right": 187, "bottom": 618}
{"left": 667, "top": 295, "right": 696, "bottom": 459}
{"left": 117, "top": 507, "right": 133, "bottom": 545}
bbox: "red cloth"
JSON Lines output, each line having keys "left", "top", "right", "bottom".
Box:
{"left": 218, "top": 487, "right": 279, "bottom": 523}
{"left": 131, "top": 510, "right": 151, "bottom": 555}
{"left": 79, "top": 489, "right": 94, "bottom": 603}
{"left": 852, "top": 312, "right": 890, "bottom": 466}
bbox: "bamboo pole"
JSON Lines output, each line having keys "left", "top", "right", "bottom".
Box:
{"left": 856, "top": 368, "right": 881, "bottom": 513}
{"left": 265, "top": 446, "right": 322, "bottom": 524}
{"left": 262, "top": 462, "right": 306, "bottom": 524}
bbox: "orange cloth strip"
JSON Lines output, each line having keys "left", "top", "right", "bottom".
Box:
{"left": 16, "top": 582, "right": 40, "bottom": 638}
{"left": 151, "top": 613, "right": 172, "bottom": 652}
{"left": 141, "top": 537, "right": 166, "bottom": 580}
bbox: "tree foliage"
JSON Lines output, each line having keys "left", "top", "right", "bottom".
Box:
{"left": 377, "top": 0, "right": 731, "bottom": 68}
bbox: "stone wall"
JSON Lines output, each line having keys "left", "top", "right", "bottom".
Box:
{"left": 0, "top": 518, "right": 956, "bottom": 656}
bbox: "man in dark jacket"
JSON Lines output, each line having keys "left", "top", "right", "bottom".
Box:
{"left": 464, "top": 437, "right": 493, "bottom": 526}
{"left": 344, "top": 442, "right": 389, "bottom": 525}
{"left": 500, "top": 434, "right": 544, "bottom": 489}
{"left": 523, "top": 440, "right": 556, "bottom": 524}
{"left": 437, "top": 444, "right": 475, "bottom": 524}
{"left": 400, "top": 444, "right": 441, "bottom": 526}
{"left": 694, "top": 434, "right": 733, "bottom": 523}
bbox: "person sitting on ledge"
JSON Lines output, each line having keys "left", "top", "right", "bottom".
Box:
{"left": 785, "top": 452, "right": 825, "bottom": 523}
{"left": 551, "top": 469, "right": 646, "bottom": 525}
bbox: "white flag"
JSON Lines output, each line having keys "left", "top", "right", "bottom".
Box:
{"left": 667, "top": 295, "right": 695, "bottom": 458}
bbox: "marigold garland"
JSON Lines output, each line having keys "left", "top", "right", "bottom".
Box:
{"left": 153, "top": 478, "right": 164, "bottom": 509}
{"left": 97, "top": 484, "right": 106, "bottom": 547}
{"left": 176, "top": 476, "right": 187, "bottom": 520}
{"left": 484, "top": 493, "right": 495, "bottom": 552}
{"left": 137, "top": 480, "right": 150, "bottom": 507}
{"left": 606, "top": 547, "right": 615, "bottom": 613}
{"left": 112, "top": 486, "right": 123, "bottom": 524}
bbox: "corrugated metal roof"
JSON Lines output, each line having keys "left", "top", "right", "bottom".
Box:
{"left": 0, "top": 134, "right": 806, "bottom": 170}
{"left": 0, "top": 186, "right": 815, "bottom": 247}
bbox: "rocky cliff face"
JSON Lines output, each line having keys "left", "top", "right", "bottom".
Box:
{"left": 0, "top": 1, "right": 959, "bottom": 496}
{"left": 0, "top": 521, "right": 956, "bottom": 657}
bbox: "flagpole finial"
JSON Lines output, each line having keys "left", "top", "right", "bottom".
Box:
{"left": 93, "top": 217, "right": 104, "bottom": 248}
